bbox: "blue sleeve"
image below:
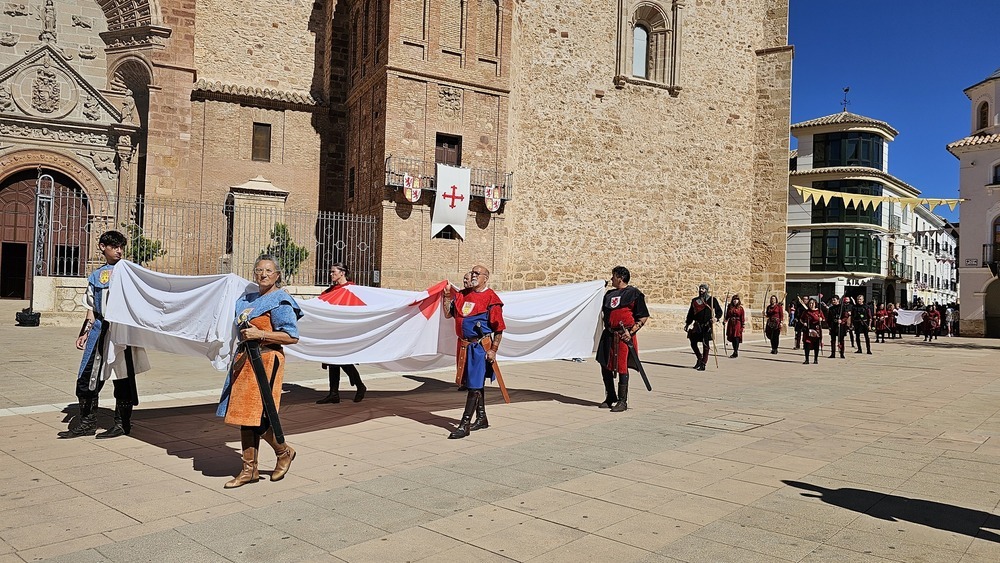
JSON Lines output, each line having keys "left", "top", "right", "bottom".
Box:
{"left": 270, "top": 303, "right": 300, "bottom": 338}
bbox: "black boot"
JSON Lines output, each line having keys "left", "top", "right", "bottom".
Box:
{"left": 58, "top": 398, "right": 98, "bottom": 438}
{"left": 610, "top": 375, "right": 629, "bottom": 412}
{"left": 448, "top": 390, "right": 481, "bottom": 439}
{"left": 346, "top": 366, "right": 366, "bottom": 402}
{"left": 317, "top": 365, "right": 341, "bottom": 404}
{"left": 96, "top": 402, "right": 132, "bottom": 439}
{"left": 470, "top": 391, "right": 489, "bottom": 431}
{"left": 599, "top": 373, "right": 618, "bottom": 408}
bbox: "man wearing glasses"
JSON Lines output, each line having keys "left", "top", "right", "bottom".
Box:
{"left": 442, "top": 265, "right": 505, "bottom": 439}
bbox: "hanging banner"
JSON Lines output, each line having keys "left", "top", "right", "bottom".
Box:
{"left": 431, "top": 163, "right": 471, "bottom": 239}
{"left": 792, "top": 186, "right": 964, "bottom": 212}
{"left": 403, "top": 173, "right": 421, "bottom": 203}
{"left": 484, "top": 184, "right": 502, "bottom": 213}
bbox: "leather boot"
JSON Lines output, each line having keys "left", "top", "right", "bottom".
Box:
{"left": 261, "top": 428, "right": 296, "bottom": 482}
{"left": 58, "top": 397, "right": 97, "bottom": 438}
{"left": 316, "top": 365, "right": 341, "bottom": 403}
{"left": 448, "top": 390, "right": 480, "bottom": 439}
{"left": 599, "top": 373, "right": 618, "bottom": 408}
{"left": 470, "top": 390, "right": 489, "bottom": 431}
{"left": 96, "top": 402, "right": 131, "bottom": 439}
{"left": 225, "top": 428, "right": 260, "bottom": 488}
{"left": 347, "top": 368, "right": 367, "bottom": 402}
{"left": 610, "top": 375, "right": 629, "bottom": 412}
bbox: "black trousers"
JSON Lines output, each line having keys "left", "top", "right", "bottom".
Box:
{"left": 854, "top": 325, "right": 871, "bottom": 351}
{"left": 75, "top": 345, "right": 139, "bottom": 406}
{"left": 828, "top": 326, "right": 845, "bottom": 352}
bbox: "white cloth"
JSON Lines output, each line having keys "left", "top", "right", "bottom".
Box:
{"left": 101, "top": 262, "right": 606, "bottom": 374}
{"left": 894, "top": 310, "right": 925, "bottom": 326}
{"left": 430, "top": 164, "right": 471, "bottom": 239}
{"left": 103, "top": 261, "right": 256, "bottom": 370}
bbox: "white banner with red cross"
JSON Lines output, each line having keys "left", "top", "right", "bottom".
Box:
{"left": 431, "top": 163, "right": 471, "bottom": 239}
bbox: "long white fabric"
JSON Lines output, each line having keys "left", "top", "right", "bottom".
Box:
{"left": 103, "top": 261, "right": 605, "bottom": 373}
{"left": 894, "top": 310, "right": 925, "bottom": 326}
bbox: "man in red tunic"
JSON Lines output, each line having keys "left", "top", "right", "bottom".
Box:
{"left": 595, "top": 266, "right": 649, "bottom": 412}
{"left": 442, "top": 265, "right": 505, "bottom": 439}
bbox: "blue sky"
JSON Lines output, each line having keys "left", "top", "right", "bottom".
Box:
{"left": 788, "top": 0, "right": 1000, "bottom": 222}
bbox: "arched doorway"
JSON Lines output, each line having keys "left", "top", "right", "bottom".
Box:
{"left": 885, "top": 283, "right": 895, "bottom": 305}
{"left": 0, "top": 170, "right": 90, "bottom": 299}
{"left": 986, "top": 280, "right": 1000, "bottom": 338}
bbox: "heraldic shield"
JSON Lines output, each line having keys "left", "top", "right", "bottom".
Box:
{"left": 484, "top": 184, "right": 502, "bottom": 213}
{"left": 403, "top": 173, "right": 421, "bottom": 203}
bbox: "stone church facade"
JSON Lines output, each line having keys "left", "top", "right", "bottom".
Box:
{"left": 0, "top": 0, "right": 791, "bottom": 329}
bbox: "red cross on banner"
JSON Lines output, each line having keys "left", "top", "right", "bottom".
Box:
{"left": 431, "top": 163, "right": 471, "bottom": 239}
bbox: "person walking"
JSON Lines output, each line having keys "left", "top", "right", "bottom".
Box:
{"left": 724, "top": 294, "right": 745, "bottom": 358}
{"left": 595, "top": 266, "right": 649, "bottom": 412}
{"left": 764, "top": 295, "right": 783, "bottom": 354}
{"left": 685, "top": 283, "right": 722, "bottom": 371}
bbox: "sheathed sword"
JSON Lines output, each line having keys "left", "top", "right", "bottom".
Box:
{"left": 619, "top": 322, "right": 652, "bottom": 391}
{"left": 239, "top": 317, "right": 285, "bottom": 444}
{"left": 475, "top": 322, "right": 510, "bottom": 404}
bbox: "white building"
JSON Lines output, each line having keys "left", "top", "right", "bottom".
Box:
{"left": 787, "top": 111, "right": 958, "bottom": 307}
{"left": 949, "top": 67, "right": 1000, "bottom": 337}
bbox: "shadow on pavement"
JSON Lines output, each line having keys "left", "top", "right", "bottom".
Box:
{"left": 60, "top": 375, "right": 597, "bottom": 477}
{"left": 894, "top": 340, "right": 1000, "bottom": 351}
{"left": 783, "top": 480, "right": 1000, "bottom": 543}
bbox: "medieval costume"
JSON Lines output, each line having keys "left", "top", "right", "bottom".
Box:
{"left": 820, "top": 297, "right": 847, "bottom": 359}
{"left": 447, "top": 282, "right": 505, "bottom": 438}
{"left": 852, "top": 299, "right": 873, "bottom": 354}
{"left": 685, "top": 284, "right": 723, "bottom": 371}
{"left": 59, "top": 262, "right": 150, "bottom": 439}
{"left": 886, "top": 303, "right": 898, "bottom": 339}
{"left": 874, "top": 305, "right": 888, "bottom": 343}
{"left": 764, "top": 299, "right": 783, "bottom": 354}
{"left": 798, "top": 302, "right": 825, "bottom": 364}
{"left": 316, "top": 281, "right": 367, "bottom": 404}
{"left": 724, "top": 296, "right": 745, "bottom": 358}
{"left": 218, "top": 285, "right": 302, "bottom": 488}
{"left": 595, "top": 271, "right": 649, "bottom": 412}
{"left": 922, "top": 306, "right": 940, "bottom": 342}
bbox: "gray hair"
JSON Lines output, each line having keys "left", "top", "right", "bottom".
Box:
{"left": 254, "top": 254, "right": 283, "bottom": 287}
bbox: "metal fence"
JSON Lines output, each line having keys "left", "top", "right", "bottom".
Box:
{"left": 33, "top": 190, "right": 378, "bottom": 287}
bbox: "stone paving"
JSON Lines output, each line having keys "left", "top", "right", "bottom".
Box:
{"left": 2, "top": 299, "right": 1000, "bottom": 562}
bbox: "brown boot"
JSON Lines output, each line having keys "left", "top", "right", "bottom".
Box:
{"left": 224, "top": 428, "right": 260, "bottom": 488}
{"left": 261, "top": 428, "right": 296, "bottom": 482}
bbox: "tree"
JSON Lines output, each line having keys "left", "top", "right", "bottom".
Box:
{"left": 261, "top": 222, "right": 309, "bottom": 278}
{"left": 121, "top": 222, "right": 166, "bottom": 266}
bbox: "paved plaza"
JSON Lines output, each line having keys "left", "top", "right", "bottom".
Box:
{"left": 2, "top": 299, "right": 1000, "bottom": 562}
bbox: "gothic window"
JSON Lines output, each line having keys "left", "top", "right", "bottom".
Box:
{"left": 978, "top": 101, "right": 990, "bottom": 130}
{"left": 632, "top": 24, "right": 649, "bottom": 78}
{"left": 616, "top": 1, "right": 682, "bottom": 91}
{"left": 477, "top": 0, "right": 499, "bottom": 57}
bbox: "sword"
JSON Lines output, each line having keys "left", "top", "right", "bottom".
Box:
{"left": 239, "top": 318, "right": 285, "bottom": 444}
{"left": 619, "top": 322, "right": 652, "bottom": 391}
{"left": 475, "top": 322, "right": 510, "bottom": 404}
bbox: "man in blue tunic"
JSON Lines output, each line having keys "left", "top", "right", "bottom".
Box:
{"left": 58, "top": 230, "right": 149, "bottom": 439}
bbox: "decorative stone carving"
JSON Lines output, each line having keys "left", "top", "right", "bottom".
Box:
{"left": 78, "top": 150, "right": 117, "bottom": 178}
{"left": 0, "top": 85, "right": 12, "bottom": 112}
{"left": 31, "top": 56, "right": 60, "bottom": 113}
{"left": 78, "top": 44, "right": 96, "bottom": 59}
{"left": 0, "top": 33, "right": 18, "bottom": 47}
{"left": 100, "top": 27, "right": 172, "bottom": 53}
{"left": 82, "top": 94, "right": 100, "bottom": 121}
{"left": 0, "top": 122, "right": 109, "bottom": 146}
{"left": 39, "top": 0, "right": 56, "bottom": 43}
{"left": 3, "top": 3, "right": 29, "bottom": 17}
{"left": 117, "top": 134, "right": 132, "bottom": 149}
{"left": 71, "top": 15, "right": 94, "bottom": 29}
{"left": 438, "top": 87, "right": 461, "bottom": 117}
{"left": 120, "top": 88, "right": 135, "bottom": 124}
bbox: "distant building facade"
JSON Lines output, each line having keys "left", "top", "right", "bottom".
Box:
{"left": 950, "top": 67, "right": 1000, "bottom": 337}
{"left": 787, "top": 111, "right": 957, "bottom": 307}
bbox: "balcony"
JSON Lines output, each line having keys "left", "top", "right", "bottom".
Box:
{"left": 889, "top": 215, "right": 901, "bottom": 233}
{"left": 887, "top": 260, "right": 912, "bottom": 282}
{"left": 384, "top": 156, "right": 514, "bottom": 200}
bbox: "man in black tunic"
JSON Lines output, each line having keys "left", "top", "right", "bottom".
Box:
{"left": 852, "top": 294, "right": 873, "bottom": 354}
{"left": 820, "top": 295, "right": 846, "bottom": 359}
{"left": 685, "top": 283, "right": 722, "bottom": 371}
{"left": 595, "top": 266, "right": 649, "bottom": 412}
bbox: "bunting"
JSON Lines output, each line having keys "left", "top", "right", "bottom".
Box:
{"left": 792, "top": 186, "right": 964, "bottom": 213}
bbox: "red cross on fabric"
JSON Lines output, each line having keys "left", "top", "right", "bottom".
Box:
{"left": 441, "top": 185, "right": 465, "bottom": 209}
